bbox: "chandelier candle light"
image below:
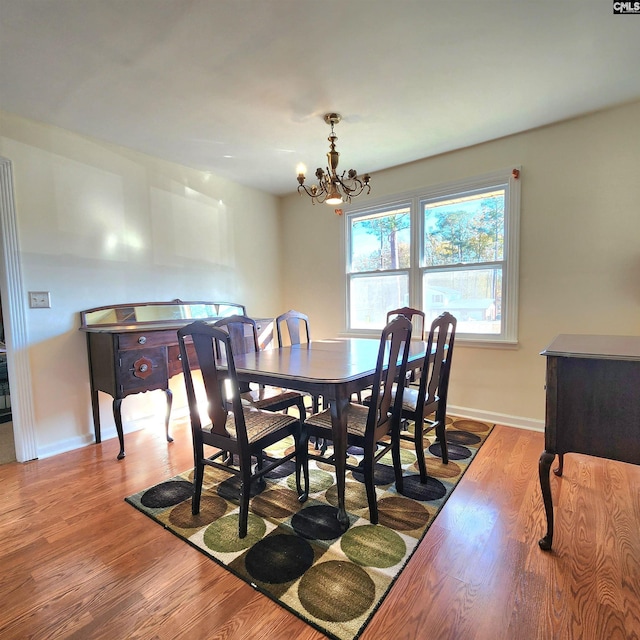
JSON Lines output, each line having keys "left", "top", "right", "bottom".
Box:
{"left": 296, "top": 113, "right": 371, "bottom": 205}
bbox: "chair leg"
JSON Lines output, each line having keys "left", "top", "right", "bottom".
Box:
{"left": 295, "top": 429, "right": 309, "bottom": 502}
{"left": 255, "top": 452, "right": 267, "bottom": 491}
{"left": 363, "top": 444, "right": 378, "bottom": 525}
{"left": 192, "top": 459, "right": 204, "bottom": 515}
{"left": 414, "top": 421, "right": 428, "bottom": 484}
{"left": 434, "top": 406, "right": 449, "bottom": 464}
{"left": 392, "top": 434, "right": 404, "bottom": 495}
{"left": 238, "top": 457, "right": 252, "bottom": 539}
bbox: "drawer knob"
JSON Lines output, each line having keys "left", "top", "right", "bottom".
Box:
{"left": 138, "top": 336, "right": 147, "bottom": 345}
{"left": 132, "top": 356, "right": 153, "bottom": 379}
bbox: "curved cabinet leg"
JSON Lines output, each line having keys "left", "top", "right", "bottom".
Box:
{"left": 91, "top": 389, "right": 101, "bottom": 443}
{"left": 164, "top": 389, "right": 174, "bottom": 443}
{"left": 113, "top": 398, "right": 125, "bottom": 460}
{"left": 553, "top": 452, "right": 564, "bottom": 477}
{"left": 538, "top": 450, "right": 556, "bottom": 551}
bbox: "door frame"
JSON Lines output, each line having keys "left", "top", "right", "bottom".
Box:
{"left": 0, "top": 157, "right": 38, "bottom": 461}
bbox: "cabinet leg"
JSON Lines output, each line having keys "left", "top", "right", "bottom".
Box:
{"left": 553, "top": 453, "right": 564, "bottom": 477}
{"left": 164, "top": 389, "right": 173, "bottom": 442}
{"left": 538, "top": 450, "right": 555, "bottom": 551}
{"left": 91, "top": 389, "right": 101, "bottom": 443}
{"left": 113, "top": 398, "right": 125, "bottom": 460}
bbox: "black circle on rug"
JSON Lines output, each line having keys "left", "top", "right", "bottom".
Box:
{"left": 264, "top": 458, "right": 297, "bottom": 479}
{"left": 446, "top": 430, "right": 482, "bottom": 446}
{"left": 140, "top": 480, "right": 193, "bottom": 508}
{"left": 429, "top": 442, "right": 472, "bottom": 460}
{"left": 244, "top": 534, "right": 314, "bottom": 584}
{"left": 400, "top": 474, "right": 447, "bottom": 501}
{"left": 291, "top": 505, "right": 347, "bottom": 540}
{"left": 217, "top": 475, "right": 265, "bottom": 503}
{"left": 351, "top": 462, "right": 396, "bottom": 486}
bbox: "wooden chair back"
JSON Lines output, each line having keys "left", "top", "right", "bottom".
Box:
{"left": 416, "top": 312, "right": 457, "bottom": 410}
{"left": 386, "top": 306, "right": 426, "bottom": 340}
{"left": 275, "top": 310, "right": 311, "bottom": 347}
{"left": 177, "top": 320, "right": 249, "bottom": 448}
{"left": 366, "top": 314, "right": 413, "bottom": 439}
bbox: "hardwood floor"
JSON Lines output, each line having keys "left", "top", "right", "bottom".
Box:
{"left": 1, "top": 419, "right": 639, "bottom": 639}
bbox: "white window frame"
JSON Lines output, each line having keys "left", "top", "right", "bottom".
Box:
{"left": 344, "top": 167, "right": 520, "bottom": 346}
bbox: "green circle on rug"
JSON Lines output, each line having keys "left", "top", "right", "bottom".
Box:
{"left": 341, "top": 524, "right": 406, "bottom": 568}
{"left": 298, "top": 560, "right": 375, "bottom": 622}
{"left": 378, "top": 446, "right": 416, "bottom": 466}
{"left": 168, "top": 495, "right": 228, "bottom": 530}
{"left": 203, "top": 513, "right": 266, "bottom": 552}
{"left": 290, "top": 468, "right": 334, "bottom": 493}
{"left": 325, "top": 481, "right": 370, "bottom": 511}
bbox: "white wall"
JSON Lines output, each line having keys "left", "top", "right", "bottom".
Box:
{"left": 280, "top": 100, "right": 640, "bottom": 428}
{"left": 0, "top": 111, "right": 283, "bottom": 457}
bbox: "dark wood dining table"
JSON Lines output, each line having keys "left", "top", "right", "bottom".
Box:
{"left": 232, "top": 337, "right": 430, "bottom": 529}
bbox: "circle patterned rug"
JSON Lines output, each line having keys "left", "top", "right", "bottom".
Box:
{"left": 125, "top": 416, "right": 493, "bottom": 640}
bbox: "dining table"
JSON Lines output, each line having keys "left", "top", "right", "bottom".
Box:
{"left": 231, "top": 337, "right": 430, "bottom": 530}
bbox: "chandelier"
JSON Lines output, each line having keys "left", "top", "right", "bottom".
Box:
{"left": 296, "top": 113, "right": 371, "bottom": 205}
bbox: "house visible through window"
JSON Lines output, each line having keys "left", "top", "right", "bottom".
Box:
{"left": 346, "top": 168, "right": 520, "bottom": 344}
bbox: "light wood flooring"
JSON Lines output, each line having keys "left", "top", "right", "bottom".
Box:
{"left": 1, "top": 419, "right": 639, "bottom": 640}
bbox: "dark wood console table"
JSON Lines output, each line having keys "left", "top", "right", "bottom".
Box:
{"left": 80, "top": 300, "right": 272, "bottom": 460}
{"left": 539, "top": 334, "right": 640, "bottom": 550}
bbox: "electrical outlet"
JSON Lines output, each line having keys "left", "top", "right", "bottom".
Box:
{"left": 29, "top": 291, "right": 51, "bottom": 309}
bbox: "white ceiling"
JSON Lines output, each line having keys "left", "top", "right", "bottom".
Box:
{"left": 1, "top": 1, "right": 639, "bottom": 197}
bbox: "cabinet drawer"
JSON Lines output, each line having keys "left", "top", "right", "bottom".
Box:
{"left": 167, "top": 342, "right": 197, "bottom": 378}
{"left": 117, "top": 329, "right": 177, "bottom": 350}
{"left": 117, "top": 347, "right": 168, "bottom": 393}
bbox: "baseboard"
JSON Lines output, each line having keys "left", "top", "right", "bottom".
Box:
{"left": 448, "top": 404, "right": 545, "bottom": 433}
{"left": 36, "top": 421, "right": 148, "bottom": 460}
{"left": 34, "top": 405, "right": 542, "bottom": 460}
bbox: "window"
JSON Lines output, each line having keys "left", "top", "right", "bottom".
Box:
{"left": 345, "top": 168, "right": 520, "bottom": 344}
{"left": 347, "top": 205, "right": 411, "bottom": 329}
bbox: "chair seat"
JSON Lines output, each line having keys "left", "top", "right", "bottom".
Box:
{"left": 305, "top": 403, "right": 370, "bottom": 438}
{"left": 388, "top": 383, "right": 440, "bottom": 414}
{"left": 204, "top": 407, "right": 299, "bottom": 445}
{"left": 241, "top": 386, "right": 304, "bottom": 409}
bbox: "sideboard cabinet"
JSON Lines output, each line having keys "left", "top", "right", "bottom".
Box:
{"left": 80, "top": 300, "right": 272, "bottom": 459}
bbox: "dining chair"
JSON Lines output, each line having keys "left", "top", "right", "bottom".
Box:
{"left": 275, "top": 310, "right": 322, "bottom": 413}
{"left": 386, "top": 306, "right": 426, "bottom": 339}
{"left": 394, "top": 311, "right": 456, "bottom": 482}
{"left": 213, "top": 315, "right": 307, "bottom": 421}
{"left": 177, "top": 321, "right": 308, "bottom": 538}
{"left": 303, "top": 315, "right": 413, "bottom": 525}
{"left": 386, "top": 306, "right": 426, "bottom": 385}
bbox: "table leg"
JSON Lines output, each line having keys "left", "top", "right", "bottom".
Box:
{"left": 538, "top": 450, "right": 555, "bottom": 551}
{"left": 329, "top": 388, "right": 350, "bottom": 530}
{"left": 113, "top": 398, "right": 125, "bottom": 460}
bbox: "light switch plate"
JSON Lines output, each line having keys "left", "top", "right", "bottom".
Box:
{"left": 29, "top": 291, "right": 51, "bottom": 308}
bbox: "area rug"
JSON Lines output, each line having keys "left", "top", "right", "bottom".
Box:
{"left": 125, "top": 416, "right": 493, "bottom": 640}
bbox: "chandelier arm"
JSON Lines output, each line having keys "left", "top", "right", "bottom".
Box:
{"left": 298, "top": 183, "right": 330, "bottom": 204}
{"left": 335, "top": 173, "right": 365, "bottom": 195}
